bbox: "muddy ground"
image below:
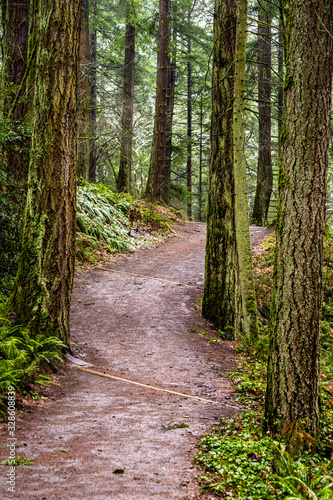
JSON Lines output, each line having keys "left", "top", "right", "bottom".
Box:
{"left": 0, "top": 223, "right": 272, "bottom": 499}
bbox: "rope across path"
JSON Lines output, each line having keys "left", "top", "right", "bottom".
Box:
{"left": 72, "top": 364, "right": 240, "bottom": 410}
{"left": 94, "top": 267, "right": 203, "bottom": 289}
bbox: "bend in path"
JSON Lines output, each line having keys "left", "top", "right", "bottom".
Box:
{"left": 0, "top": 223, "right": 272, "bottom": 499}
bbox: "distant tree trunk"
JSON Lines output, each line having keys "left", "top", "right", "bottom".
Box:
{"left": 251, "top": 5, "right": 272, "bottom": 226}
{"left": 77, "top": 0, "right": 91, "bottom": 180}
{"left": 264, "top": 0, "right": 333, "bottom": 434}
{"left": 277, "top": 17, "right": 284, "bottom": 160}
{"left": 117, "top": 0, "right": 135, "bottom": 193}
{"left": 198, "top": 94, "right": 203, "bottom": 221}
{"left": 186, "top": 30, "right": 192, "bottom": 219}
{"left": 146, "top": 0, "right": 169, "bottom": 199}
{"left": 89, "top": 1, "right": 97, "bottom": 183}
{"left": 1, "top": 0, "right": 30, "bottom": 182}
{"left": 203, "top": 0, "right": 241, "bottom": 339}
{"left": 233, "top": 0, "right": 258, "bottom": 337}
{"left": 7, "top": 0, "right": 81, "bottom": 344}
{"left": 162, "top": 19, "right": 177, "bottom": 204}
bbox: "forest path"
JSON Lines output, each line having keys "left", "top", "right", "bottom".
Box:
{"left": 0, "top": 223, "right": 272, "bottom": 500}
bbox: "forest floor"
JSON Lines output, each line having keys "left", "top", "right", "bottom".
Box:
{"left": 0, "top": 222, "right": 272, "bottom": 499}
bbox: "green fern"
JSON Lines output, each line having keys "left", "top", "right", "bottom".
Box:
{"left": 271, "top": 447, "right": 333, "bottom": 499}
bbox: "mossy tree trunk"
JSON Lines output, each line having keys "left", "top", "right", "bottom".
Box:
{"left": 1, "top": 0, "right": 30, "bottom": 182}
{"left": 7, "top": 0, "right": 81, "bottom": 345}
{"left": 251, "top": 4, "right": 272, "bottom": 226}
{"left": 117, "top": 0, "right": 135, "bottom": 194}
{"left": 146, "top": 0, "right": 169, "bottom": 200}
{"left": 264, "top": 0, "right": 333, "bottom": 434}
{"left": 77, "top": 0, "right": 91, "bottom": 180}
{"left": 89, "top": 1, "right": 97, "bottom": 183}
{"left": 186, "top": 25, "right": 192, "bottom": 219}
{"left": 162, "top": 17, "right": 177, "bottom": 205}
{"left": 233, "top": 0, "right": 258, "bottom": 338}
{"left": 202, "top": 0, "right": 241, "bottom": 339}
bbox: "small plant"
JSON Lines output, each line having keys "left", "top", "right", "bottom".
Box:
{"left": 2, "top": 456, "right": 34, "bottom": 466}
{"left": 170, "top": 422, "right": 189, "bottom": 429}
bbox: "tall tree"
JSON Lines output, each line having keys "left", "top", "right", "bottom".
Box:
{"left": 202, "top": 0, "right": 241, "bottom": 338}
{"left": 251, "top": 2, "right": 272, "bottom": 226}
{"left": 186, "top": 11, "right": 192, "bottom": 219}
{"left": 162, "top": 15, "right": 177, "bottom": 204}
{"left": 117, "top": 0, "right": 136, "bottom": 193}
{"left": 89, "top": 0, "right": 97, "bottom": 182}
{"left": 145, "top": 0, "right": 170, "bottom": 199}
{"left": 1, "top": 0, "right": 30, "bottom": 182}
{"left": 7, "top": 0, "right": 81, "bottom": 344}
{"left": 233, "top": 0, "right": 258, "bottom": 337}
{"left": 264, "top": 0, "right": 333, "bottom": 433}
{"left": 77, "top": 0, "right": 91, "bottom": 180}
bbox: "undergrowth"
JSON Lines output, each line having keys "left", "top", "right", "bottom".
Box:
{"left": 0, "top": 295, "right": 66, "bottom": 415}
{"left": 76, "top": 181, "right": 180, "bottom": 265}
{"left": 195, "top": 229, "right": 333, "bottom": 499}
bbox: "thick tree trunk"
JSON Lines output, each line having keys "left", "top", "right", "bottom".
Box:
{"left": 251, "top": 6, "right": 272, "bottom": 226}
{"left": 77, "top": 0, "right": 91, "bottom": 180}
{"left": 89, "top": 2, "right": 97, "bottom": 183}
{"left": 162, "top": 19, "right": 177, "bottom": 205}
{"left": 117, "top": 1, "right": 135, "bottom": 193}
{"left": 202, "top": 0, "right": 241, "bottom": 339}
{"left": 146, "top": 0, "right": 169, "bottom": 199}
{"left": 1, "top": 0, "right": 30, "bottom": 182}
{"left": 264, "top": 0, "right": 333, "bottom": 434}
{"left": 233, "top": 0, "right": 258, "bottom": 338}
{"left": 7, "top": 0, "right": 81, "bottom": 344}
{"left": 186, "top": 32, "right": 192, "bottom": 219}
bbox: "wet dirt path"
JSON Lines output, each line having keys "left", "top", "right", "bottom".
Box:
{"left": 0, "top": 223, "right": 272, "bottom": 499}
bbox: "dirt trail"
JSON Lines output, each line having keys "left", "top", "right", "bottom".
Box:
{"left": 0, "top": 223, "right": 272, "bottom": 499}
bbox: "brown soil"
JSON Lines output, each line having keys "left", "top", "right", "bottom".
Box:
{"left": 0, "top": 223, "right": 272, "bottom": 499}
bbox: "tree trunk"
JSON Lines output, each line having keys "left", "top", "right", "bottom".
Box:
{"left": 162, "top": 18, "right": 177, "bottom": 205}
{"left": 251, "top": 5, "right": 272, "bottom": 226}
{"left": 198, "top": 94, "right": 203, "bottom": 221}
{"left": 264, "top": 0, "right": 333, "bottom": 434}
{"left": 146, "top": 0, "right": 169, "bottom": 200}
{"left": 7, "top": 0, "right": 81, "bottom": 344}
{"left": 186, "top": 30, "right": 192, "bottom": 219}
{"left": 117, "top": 1, "right": 135, "bottom": 193}
{"left": 1, "top": 0, "right": 30, "bottom": 182}
{"left": 233, "top": 0, "right": 258, "bottom": 338}
{"left": 89, "top": 2, "right": 97, "bottom": 183}
{"left": 277, "top": 17, "right": 284, "bottom": 161}
{"left": 77, "top": 0, "right": 91, "bottom": 180}
{"left": 202, "top": 0, "right": 241, "bottom": 339}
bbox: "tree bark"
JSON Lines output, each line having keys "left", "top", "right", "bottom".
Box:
{"left": 1, "top": 0, "right": 30, "bottom": 182}
{"left": 265, "top": 0, "right": 333, "bottom": 434}
{"left": 233, "top": 0, "right": 258, "bottom": 338}
{"left": 77, "top": 0, "right": 91, "bottom": 180}
{"left": 162, "top": 18, "right": 177, "bottom": 205}
{"left": 146, "top": 0, "right": 169, "bottom": 200}
{"left": 186, "top": 28, "right": 192, "bottom": 219}
{"left": 7, "top": 0, "right": 81, "bottom": 344}
{"left": 117, "top": 1, "right": 135, "bottom": 193}
{"left": 89, "top": 1, "right": 97, "bottom": 183}
{"left": 251, "top": 5, "right": 272, "bottom": 226}
{"left": 202, "top": 0, "right": 241, "bottom": 339}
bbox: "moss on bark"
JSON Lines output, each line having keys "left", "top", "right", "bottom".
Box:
{"left": 7, "top": 0, "right": 81, "bottom": 345}
{"left": 264, "top": 0, "right": 333, "bottom": 434}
